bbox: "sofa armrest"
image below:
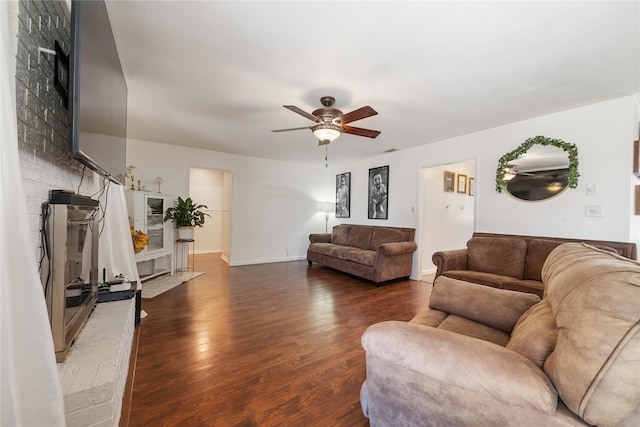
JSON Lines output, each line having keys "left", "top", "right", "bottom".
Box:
{"left": 432, "top": 248, "right": 468, "bottom": 277}
{"left": 362, "top": 321, "right": 558, "bottom": 414}
{"left": 309, "top": 233, "right": 331, "bottom": 243}
{"left": 377, "top": 241, "right": 417, "bottom": 256}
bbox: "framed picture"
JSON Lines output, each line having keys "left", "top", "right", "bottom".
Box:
{"left": 457, "top": 174, "right": 467, "bottom": 194}
{"left": 443, "top": 171, "right": 455, "bottom": 192}
{"left": 335, "top": 172, "right": 351, "bottom": 218}
{"left": 468, "top": 177, "right": 475, "bottom": 196}
{"left": 368, "top": 165, "right": 389, "bottom": 219}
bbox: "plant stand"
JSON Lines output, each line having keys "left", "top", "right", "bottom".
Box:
{"left": 176, "top": 239, "right": 195, "bottom": 273}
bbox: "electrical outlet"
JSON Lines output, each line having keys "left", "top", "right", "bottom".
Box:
{"left": 585, "top": 205, "right": 602, "bottom": 217}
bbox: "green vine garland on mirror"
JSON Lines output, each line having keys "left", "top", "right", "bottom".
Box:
{"left": 495, "top": 135, "right": 579, "bottom": 193}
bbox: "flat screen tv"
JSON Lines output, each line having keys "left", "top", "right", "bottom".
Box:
{"left": 69, "top": 0, "right": 127, "bottom": 185}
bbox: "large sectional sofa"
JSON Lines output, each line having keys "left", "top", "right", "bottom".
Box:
{"left": 307, "top": 224, "right": 417, "bottom": 283}
{"left": 432, "top": 232, "right": 637, "bottom": 297}
{"left": 361, "top": 242, "right": 640, "bottom": 426}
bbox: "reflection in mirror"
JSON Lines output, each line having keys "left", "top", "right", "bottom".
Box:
{"left": 504, "top": 145, "right": 570, "bottom": 201}
{"left": 496, "top": 136, "right": 579, "bottom": 202}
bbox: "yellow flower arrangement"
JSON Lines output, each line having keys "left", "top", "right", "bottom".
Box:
{"left": 131, "top": 227, "right": 149, "bottom": 254}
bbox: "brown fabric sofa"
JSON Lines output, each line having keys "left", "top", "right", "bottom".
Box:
{"left": 432, "top": 232, "right": 637, "bottom": 297}
{"left": 307, "top": 224, "right": 417, "bottom": 283}
{"left": 361, "top": 243, "right": 640, "bottom": 426}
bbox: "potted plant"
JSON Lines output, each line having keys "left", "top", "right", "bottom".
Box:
{"left": 163, "top": 196, "right": 210, "bottom": 240}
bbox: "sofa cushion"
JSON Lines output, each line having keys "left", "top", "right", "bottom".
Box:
{"left": 331, "top": 225, "right": 351, "bottom": 246}
{"left": 506, "top": 299, "right": 558, "bottom": 368}
{"left": 441, "top": 270, "right": 506, "bottom": 290}
{"left": 409, "top": 308, "right": 448, "bottom": 328}
{"left": 346, "top": 226, "right": 374, "bottom": 249}
{"left": 467, "top": 237, "right": 527, "bottom": 279}
{"left": 437, "top": 315, "right": 511, "bottom": 347}
{"left": 307, "top": 242, "right": 331, "bottom": 255}
{"left": 542, "top": 243, "right": 640, "bottom": 427}
{"left": 309, "top": 243, "right": 353, "bottom": 260}
{"left": 369, "top": 227, "right": 406, "bottom": 250}
{"left": 525, "top": 239, "right": 619, "bottom": 282}
{"left": 501, "top": 278, "right": 545, "bottom": 298}
{"left": 346, "top": 249, "right": 376, "bottom": 266}
{"left": 430, "top": 276, "right": 540, "bottom": 333}
{"left": 524, "top": 239, "right": 563, "bottom": 281}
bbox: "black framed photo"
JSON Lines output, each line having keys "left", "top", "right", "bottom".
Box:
{"left": 368, "top": 165, "right": 389, "bottom": 219}
{"left": 336, "top": 172, "right": 351, "bottom": 218}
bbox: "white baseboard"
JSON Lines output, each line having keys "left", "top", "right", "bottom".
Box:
{"left": 422, "top": 267, "right": 437, "bottom": 275}
{"left": 229, "top": 256, "right": 306, "bottom": 267}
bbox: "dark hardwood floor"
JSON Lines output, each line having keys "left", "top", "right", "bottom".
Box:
{"left": 127, "top": 254, "right": 432, "bottom": 426}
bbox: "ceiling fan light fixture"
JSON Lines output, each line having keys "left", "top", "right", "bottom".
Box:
{"left": 504, "top": 166, "right": 516, "bottom": 181}
{"left": 547, "top": 182, "right": 563, "bottom": 192}
{"left": 312, "top": 123, "right": 341, "bottom": 144}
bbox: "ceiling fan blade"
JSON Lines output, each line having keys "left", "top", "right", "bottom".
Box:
{"left": 271, "top": 126, "right": 312, "bottom": 133}
{"left": 283, "top": 105, "right": 319, "bottom": 122}
{"left": 339, "top": 106, "right": 378, "bottom": 124}
{"left": 342, "top": 125, "right": 381, "bottom": 139}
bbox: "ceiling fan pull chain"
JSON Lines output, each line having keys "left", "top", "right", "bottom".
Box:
{"left": 325, "top": 145, "right": 328, "bottom": 168}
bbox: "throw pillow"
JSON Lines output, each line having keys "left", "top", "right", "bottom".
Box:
{"left": 467, "top": 237, "right": 527, "bottom": 279}
{"left": 370, "top": 227, "right": 406, "bottom": 250}
{"left": 331, "top": 225, "right": 350, "bottom": 246}
{"left": 429, "top": 276, "right": 540, "bottom": 333}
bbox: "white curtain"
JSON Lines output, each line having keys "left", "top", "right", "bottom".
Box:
{"left": 94, "top": 178, "right": 141, "bottom": 286}
{"left": 0, "top": 2, "right": 66, "bottom": 425}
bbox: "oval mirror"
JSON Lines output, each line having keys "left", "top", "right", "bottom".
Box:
{"left": 496, "top": 136, "right": 579, "bottom": 202}
{"left": 504, "top": 145, "right": 569, "bottom": 201}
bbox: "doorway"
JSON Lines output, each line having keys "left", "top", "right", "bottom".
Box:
{"left": 188, "top": 168, "right": 232, "bottom": 263}
{"left": 418, "top": 160, "right": 476, "bottom": 281}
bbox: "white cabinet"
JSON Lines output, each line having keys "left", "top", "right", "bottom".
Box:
{"left": 126, "top": 191, "right": 176, "bottom": 280}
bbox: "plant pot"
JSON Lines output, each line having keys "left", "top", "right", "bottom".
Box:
{"left": 177, "top": 226, "right": 195, "bottom": 241}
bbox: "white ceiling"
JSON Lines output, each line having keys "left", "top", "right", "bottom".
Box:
{"left": 105, "top": 1, "right": 640, "bottom": 166}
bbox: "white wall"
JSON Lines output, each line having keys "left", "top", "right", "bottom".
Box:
{"left": 189, "top": 168, "right": 224, "bottom": 254}
{"left": 420, "top": 161, "right": 476, "bottom": 274}
{"left": 473, "top": 96, "right": 637, "bottom": 242}
{"left": 328, "top": 95, "right": 640, "bottom": 277}
{"left": 128, "top": 95, "right": 639, "bottom": 273}
{"left": 126, "top": 138, "right": 332, "bottom": 266}
{"left": 222, "top": 171, "right": 232, "bottom": 261}
{"left": 630, "top": 94, "right": 640, "bottom": 245}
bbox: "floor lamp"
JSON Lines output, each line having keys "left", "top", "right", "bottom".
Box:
{"left": 321, "top": 201, "right": 336, "bottom": 233}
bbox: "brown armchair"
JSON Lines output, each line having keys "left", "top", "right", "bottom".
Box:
{"left": 361, "top": 243, "right": 640, "bottom": 426}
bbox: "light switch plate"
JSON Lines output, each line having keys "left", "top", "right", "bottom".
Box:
{"left": 586, "top": 184, "right": 597, "bottom": 196}
{"left": 585, "top": 205, "right": 602, "bottom": 217}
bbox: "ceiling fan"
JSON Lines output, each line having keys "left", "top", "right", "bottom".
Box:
{"left": 272, "top": 96, "right": 381, "bottom": 145}
{"left": 504, "top": 164, "right": 535, "bottom": 180}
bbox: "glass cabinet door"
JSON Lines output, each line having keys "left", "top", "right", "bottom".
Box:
{"left": 146, "top": 197, "right": 164, "bottom": 251}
